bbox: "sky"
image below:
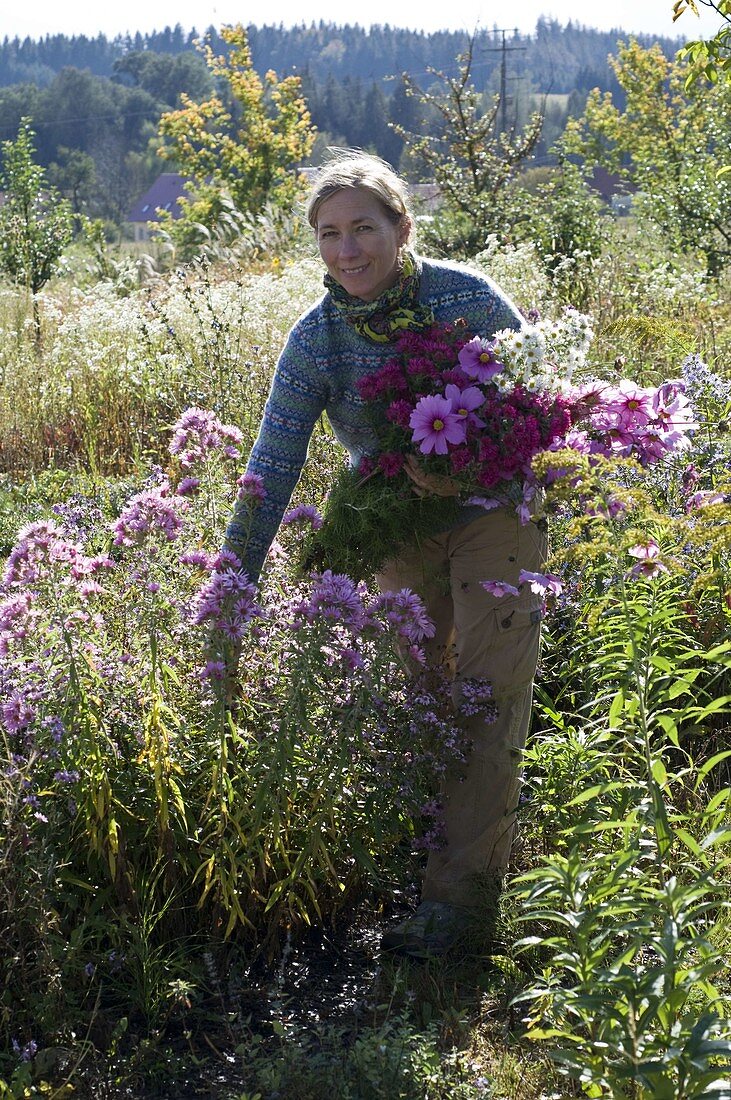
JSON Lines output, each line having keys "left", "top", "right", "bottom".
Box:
{"left": 6, "top": 0, "right": 726, "bottom": 42}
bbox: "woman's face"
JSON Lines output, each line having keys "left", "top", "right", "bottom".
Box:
{"left": 315, "top": 187, "right": 411, "bottom": 302}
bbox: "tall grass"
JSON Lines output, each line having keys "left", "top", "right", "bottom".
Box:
{"left": 0, "top": 216, "right": 730, "bottom": 1098}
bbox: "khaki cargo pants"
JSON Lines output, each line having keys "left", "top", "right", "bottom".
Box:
{"left": 377, "top": 508, "right": 547, "bottom": 906}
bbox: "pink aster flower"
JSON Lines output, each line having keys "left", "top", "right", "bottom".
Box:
{"left": 481, "top": 580, "right": 521, "bottom": 598}
{"left": 457, "top": 336, "right": 504, "bottom": 382}
{"left": 378, "top": 451, "right": 405, "bottom": 478}
{"left": 518, "top": 570, "right": 564, "bottom": 596}
{"left": 409, "top": 395, "right": 467, "bottom": 455}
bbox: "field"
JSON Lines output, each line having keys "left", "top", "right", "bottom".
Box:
{"left": 2, "top": 213, "right": 731, "bottom": 1100}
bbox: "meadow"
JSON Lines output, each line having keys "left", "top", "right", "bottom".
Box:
{"left": 1, "top": 211, "right": 731, "bottom": 1100}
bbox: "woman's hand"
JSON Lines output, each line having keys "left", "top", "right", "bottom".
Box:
{"left": 403, "top": 454, "right": 461, "bottom": 498}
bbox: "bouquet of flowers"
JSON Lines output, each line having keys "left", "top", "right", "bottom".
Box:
{"left": 300, "top": 309, "right": 696, "bottom": 580}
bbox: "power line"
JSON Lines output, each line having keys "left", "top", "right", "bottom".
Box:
{"left": 481, "top": 28, "right": 527, "bottom": 135}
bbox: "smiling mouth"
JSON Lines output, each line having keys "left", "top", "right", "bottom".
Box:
{"left": 342, "top": 264, "right": 369, "bottom": 275}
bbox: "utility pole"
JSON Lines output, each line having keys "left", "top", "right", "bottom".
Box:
{"left": 483, "top": 28, "right": 527, "bottom": 136}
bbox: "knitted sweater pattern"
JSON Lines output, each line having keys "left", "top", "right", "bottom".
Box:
{"left": 225, "top": 258, "right": 524, "bottom": 581}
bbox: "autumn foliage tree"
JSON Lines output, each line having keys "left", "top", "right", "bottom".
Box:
{"left": 157, "top": 24, "right": 316, "bottom": 255}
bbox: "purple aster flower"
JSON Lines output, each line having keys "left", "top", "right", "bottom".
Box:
{"left": 282, "top": 504, "right": 323, "bottom": 531}
{"left": 13, "top": 1040, "right": 37, "bottom": 1062}
{"left": 54, "top": 769, "right": 80, "bottom": 784}
{"left": 198, "top": 660, "right": 227, "bottom": 681}
{"left": 169, "top": 407, "right": 244, "bottom": 468}
{"left": 237, "top": 472, "right": 267, "bottom": 503}
{"left": 191, "top": 563, "right": 262, "bottom": 635}
{"left": 176, "top": 476, "right": 201, "bottom": 496}
{"left": 296, "top": 571, "right": 367, "bottom": 631}
{"left": 2, "top": 691, "right": 36, "bottom": 733}
{"left": 179, "top": 549, "right": 214, "bottom": 570}
{"left": 339, "top": 647, "right": 365, "bottom": 672}
{"left": 212, "top": 548, "right": 242, "bottom": 570}
{"left": 374, "top": 588, "right": 436, "bottom": 642}
{"left": 409, "top": 395, "right": 467, "bottom": 455}
{"left": 112, "top": 485, "right": 186, "bottom": 547}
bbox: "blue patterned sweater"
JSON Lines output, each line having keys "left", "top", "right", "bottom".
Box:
{"left": 225, "top": 257, "right": 524, "bottom": 581}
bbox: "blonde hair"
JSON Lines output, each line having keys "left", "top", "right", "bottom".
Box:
{"left": 305, "top": 148, "right": 413, "bottom": 235}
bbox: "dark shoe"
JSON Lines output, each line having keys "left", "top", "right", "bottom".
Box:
{"left": 380, "top": 901, "right": 466, "bottom": 956}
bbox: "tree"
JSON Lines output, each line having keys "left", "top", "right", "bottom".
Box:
{"left": 112, "top": 50, "right": 212, "bottom": 105}
{"left": 47, "top": 146, "right": 96, "bottom": 215}
{"left": 673, "top": 0, "right": 731, "bottom": 86}
{"left": 0, "top": 119, "right": 74, "bottom": 338}
{"left": 563, "top": 38, "right": 731, "bottom": 276}
{"left": 157, "top": 24, "right": 316, "bottom": 251}
{"left": 393, "top": 40, "right": 544, "bottom": 257}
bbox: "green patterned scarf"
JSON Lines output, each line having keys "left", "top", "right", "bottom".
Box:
{"left": 324, "top": 250, "right": 435, "bottom": 343}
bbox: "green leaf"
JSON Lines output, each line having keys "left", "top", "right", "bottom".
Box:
{"left": 695, "top": 750, "right": 731, "bottom": 787}
{"left": 567, "top": 781, "right": 625, "bottom": 806}
{"left": 701, "top": 828, "right": 731, "bottom": 850}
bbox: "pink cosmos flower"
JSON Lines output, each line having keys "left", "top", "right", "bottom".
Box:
{"left": 457, "top": 336, "right": 504, "bottom": 382}
{"left": 627, "top": 540, "right": 669, "bottom": 579}
{"left": 518, "top": 570, "right": 564, "bottom": 596}
{"left": 444, "top": 383, "right": 486, "bottom": 427}
{"left": 686, "top": 490, "right": 725, "bottom": 510}
{"left": 481, "top": 580, "right": 521, "bottom": 598}
{"left": 465, "top": 496, "right": 502, "bottom": 511}
{"left": 409, "top": 395, "right": 467, "bottom": 455}
{"left": 652, "top": 382, "right": 698, "bottom": 435}
{"left": 604, "top": 380, "right": 655, "bottom": 429}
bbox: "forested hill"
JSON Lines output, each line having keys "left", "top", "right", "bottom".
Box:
{"left": 1, "top": 19, "right": 685, "bottom": 94}
{"left": 0, "top": 18, "right": 688, "bottom": 228}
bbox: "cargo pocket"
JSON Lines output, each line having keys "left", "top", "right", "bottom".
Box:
{"left": 490, "top": 601, "right": 544, "bottom": 690}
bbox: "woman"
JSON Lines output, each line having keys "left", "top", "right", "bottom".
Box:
{"left": 225, "top": 150, "right": 547, "bottom": 955}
